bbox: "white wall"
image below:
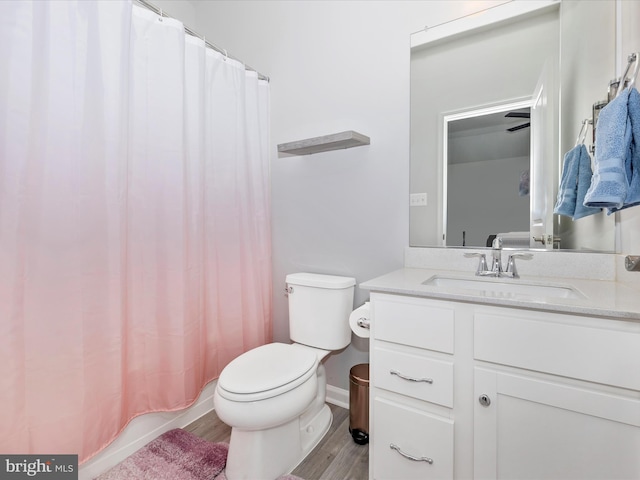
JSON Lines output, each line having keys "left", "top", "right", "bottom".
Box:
{"left": 559, "top": 0, "right": 616, "bottom": 251}
{"left": 150, "top": 0, "right": 197, "bottom": 26}
{"left": 190, "top": 0, "right": 498, "bottom": 389}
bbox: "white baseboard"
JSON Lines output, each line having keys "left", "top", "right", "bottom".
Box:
{"left": 326, "top": 384, "right": 349, "bottom": 410}
{"left": 78, "top": 379, "right": 217, "bottom": 480}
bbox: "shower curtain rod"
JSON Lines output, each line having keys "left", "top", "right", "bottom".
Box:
{"left": 133, "top": 0, "right": 270, "bottom": 82}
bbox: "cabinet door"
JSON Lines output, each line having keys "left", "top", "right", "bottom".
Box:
{"left": 373, "top": 396, "right": 453, "bottom": 480}
{"left": 474, "top": 368, "right": 640, "bottom": 479}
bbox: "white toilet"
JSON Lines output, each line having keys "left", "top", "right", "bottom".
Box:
{"left": 213, "top": 272, "right": 356, "bottom": 480}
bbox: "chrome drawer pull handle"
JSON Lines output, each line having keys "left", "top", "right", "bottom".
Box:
{"left": 390, "top": 369, "right": 434, "bottom": 384}
{"left": 390, "top": 443, "right": 434, "bottom": 464}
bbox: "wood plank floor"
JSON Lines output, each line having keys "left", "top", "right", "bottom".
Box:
{"left": 184, "top": 403, "right": 369, "bottom": 479}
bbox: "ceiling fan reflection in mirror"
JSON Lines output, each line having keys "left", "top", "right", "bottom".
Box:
{"left": 505, "top": 110, "right": 530, "bottom": 132}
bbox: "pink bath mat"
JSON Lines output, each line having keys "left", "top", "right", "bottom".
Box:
{"left": 94, "top": 428, "right": 304, "bottom": 480}
{"left": 95, "top": 429, "right": 228, "bottom": 480}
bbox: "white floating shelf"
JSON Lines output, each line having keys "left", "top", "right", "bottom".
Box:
{"left": 278, "top": 131, "right": 370, "bottom": 156}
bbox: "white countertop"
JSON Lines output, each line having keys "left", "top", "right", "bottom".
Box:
{"left": 360, "top": 268, "right": 640, "bottom": 321}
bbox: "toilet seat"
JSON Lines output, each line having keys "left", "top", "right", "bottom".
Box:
{"left": 217, "top": 343, "right": 318, "bottom": 402}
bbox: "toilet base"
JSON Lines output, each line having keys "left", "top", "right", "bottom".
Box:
{"left": 224, "top": 404, "right": 333, "bottom": 480}
{"left": 297, "top": 403, "right": 332, "bottom": 469}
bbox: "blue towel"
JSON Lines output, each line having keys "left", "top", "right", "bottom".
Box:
{"left": 583, "top": 88, "right": 632, "bottom": 209}
{"left": 573, "top": 144, "right": 601, "bottom": 219}
{"left": 609, "top": 87, "right": 640, "bottom": 213}
{"left": 553, "top": 145, "right": 580, "bottom": 217}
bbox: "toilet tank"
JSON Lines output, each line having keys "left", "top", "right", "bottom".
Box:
{"left": 286, "top": 273, "right": 356, "bottom": 351}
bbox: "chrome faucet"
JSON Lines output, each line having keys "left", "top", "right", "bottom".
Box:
{"left": 464, "top": 237, "right": 532, "bottom": 278}
{"left": 490, "top": 237, "right": 503, "bottom": 275}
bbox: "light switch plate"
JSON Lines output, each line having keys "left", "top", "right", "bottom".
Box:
{"left": 410, "top": 193, "right": 427, "bottom": 206}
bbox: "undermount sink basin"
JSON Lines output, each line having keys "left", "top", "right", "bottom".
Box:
{"left": 422, "top": 275, "right": 585, "bottom": 300}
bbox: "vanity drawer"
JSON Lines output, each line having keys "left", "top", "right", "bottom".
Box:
{"left": 373, "top": 396, "right": 454, "bottom": 480}
{"left": 474, "top": 308, "right": 640, "bottom": 390}
{"left": 374, "top": 297, "right": 454, "bottom": 353}
{"left": 373, "top": 346, "right": 453, "bottom": 407}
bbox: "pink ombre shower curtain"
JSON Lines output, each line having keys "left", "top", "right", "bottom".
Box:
{"left": 0, "top": 0, "right": 271, "bottom": 462}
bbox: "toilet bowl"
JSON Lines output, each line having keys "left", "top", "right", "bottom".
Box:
{"left": 213, "top": 273, "right": 356, "bottom": 480}
{"left": 214, "top": 343, "right": 322, "bottom": 430}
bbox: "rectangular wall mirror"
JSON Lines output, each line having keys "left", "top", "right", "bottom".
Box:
{"left": 410, "top": 0, "right": 617, "bottom": 252}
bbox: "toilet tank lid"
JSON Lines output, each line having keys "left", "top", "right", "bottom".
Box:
{"left": 286, "top": 272, "right": 356, "bottom": 289}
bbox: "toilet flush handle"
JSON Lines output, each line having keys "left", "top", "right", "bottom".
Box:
{"left": 284, "top": 285, "right": 294, "bottom": 297}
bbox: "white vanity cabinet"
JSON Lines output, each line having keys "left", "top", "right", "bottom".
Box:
{"left": 473, "top": 307, "right": 640, "bottom": 479}
{"left": 368, "top": 292, "right": 640, "bottom": 480}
